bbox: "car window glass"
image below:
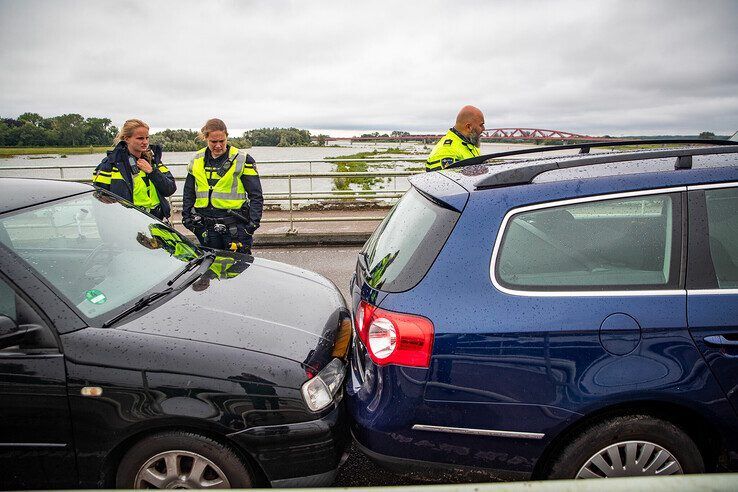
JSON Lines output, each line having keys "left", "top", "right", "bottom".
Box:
{"left": 705, "top": 187, "right": 738, "bottom": 288}
{"left": 0, "top": 193, "right": 201, "bottom": 321}
{"left": 0, "top": 276, "right": 57, "bottom": 351}
{"left": 361, "top": 187, "right": 460, "bottom": 292}
{"left": 496, "top": 194, "right": 679, "bottom": 290}
{"left": 0, "top": 277, "right": 16, "bottom": 320}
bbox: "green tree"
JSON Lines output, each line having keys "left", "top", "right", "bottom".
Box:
{"left": 18, "top": 112, "right": 43, "bottom": 126}
{"left": 243, "top": 127, "right": 312, "bottom": 146}
{"left": 699, "top": 131, "right": 716, "bottom": 139}
{"left": 84, "top": 117, "right": 116, "bottom": 145}
{"left": 49, "top": 113, "right": 86, "bottom": 146}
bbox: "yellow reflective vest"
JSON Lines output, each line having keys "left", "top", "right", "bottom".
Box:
{"left": 188, "top": 147, "right": 257, "bottom": 209}
{"left": 93, "top": 162, "right": 162, "bottom": 211}
{"left": 426, "top": 129, "right": 480, "bottom": 172}
{"left": 149, "top": 225, "right": 197, "bottom": 261}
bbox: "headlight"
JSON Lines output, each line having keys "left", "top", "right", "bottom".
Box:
{"left": 301, "top": 358, "right": 345, "bottom": 412}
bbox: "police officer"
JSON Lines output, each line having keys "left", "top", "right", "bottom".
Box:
{"left": 182, "top": 118, "right": 263, "bottom": 254}
{"left": 92, "top": 119, "right": 176, "bottom": 220}
{"left": 426, "top": 105, "right": 485, "bottom": 171}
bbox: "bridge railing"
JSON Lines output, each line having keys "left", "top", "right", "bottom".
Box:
{"left": 0, "top": 158, "right": 427, "bottom": 230}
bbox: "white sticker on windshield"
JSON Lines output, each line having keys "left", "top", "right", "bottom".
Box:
{"left": 85, "top": 289, "right": 107, "bottom": 305}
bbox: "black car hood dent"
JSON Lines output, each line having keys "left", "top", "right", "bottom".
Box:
{"left": 117, "top": 254, "right": 346, "bottom": 372}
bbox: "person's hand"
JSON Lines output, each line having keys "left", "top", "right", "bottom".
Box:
{"left": 136, "top": 158, "right": 153, "bottom": 174}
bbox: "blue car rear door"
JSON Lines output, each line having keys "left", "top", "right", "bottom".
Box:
{"left": 686, "top": 184, "right": 738, "bottom": 417}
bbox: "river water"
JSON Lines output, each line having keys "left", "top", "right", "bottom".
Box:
{"left": 0, "top": 141, "right": 575, "bottom": 209}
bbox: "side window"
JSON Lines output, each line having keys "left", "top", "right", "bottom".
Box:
{"left": 495, "top": 193, "right": 681, "bottom": 291}
{"left": 705, "top": 188, "right": 738, "bottom": 288}
{"left": 0, "top": 277, "right": 58, "bottom": 352}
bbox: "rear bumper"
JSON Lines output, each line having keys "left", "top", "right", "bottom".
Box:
{"left": 228, "top": 400, "right": 350, "bottom": 487}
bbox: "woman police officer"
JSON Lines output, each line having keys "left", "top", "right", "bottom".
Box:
{"left": 181, "top": 118, "right": 263, "bottom": 254}
{"left": 92, "top": 119, "right": 176, "bottom": 221}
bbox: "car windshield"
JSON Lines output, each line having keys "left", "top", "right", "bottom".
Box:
{"left": 0, "top": 191, "right": 202, "bottom": 321}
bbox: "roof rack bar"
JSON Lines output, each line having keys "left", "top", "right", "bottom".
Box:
{"left": 474, "top": 145, "right": 738, "bottom": 189}
{"left": 450, "top": 138, "right": 738, "bottom": 169}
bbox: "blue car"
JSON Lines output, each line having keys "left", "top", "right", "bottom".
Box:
{"left": 347, "top": 140, "right": 738, "bottom": 480}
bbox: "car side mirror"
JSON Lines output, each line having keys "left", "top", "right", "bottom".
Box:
{"left": 0, "top": 315, "right": 27, "bottom": 349}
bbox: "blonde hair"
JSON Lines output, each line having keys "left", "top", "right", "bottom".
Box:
{"left": 114, "top": 119, "right": 150, "bottom": 144}
{"left": 198, "top": 118, "right": 228, "bottom": 140}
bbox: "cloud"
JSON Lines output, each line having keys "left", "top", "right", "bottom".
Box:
{"left": 1, "top": 0, "right": 736, "bottom": 135}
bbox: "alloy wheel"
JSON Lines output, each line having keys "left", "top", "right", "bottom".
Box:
{"left": 576, "top": 440, "right": 683, "bottom": 478}
{"left": 133, "top": 450, "right": 231, "bottom": 489}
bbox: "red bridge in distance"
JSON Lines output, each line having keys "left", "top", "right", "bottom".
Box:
{"left": 317, "top": 128, "right": 612, "bottom": 143}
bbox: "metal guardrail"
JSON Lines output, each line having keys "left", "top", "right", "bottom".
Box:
{"left": 299, "top": 474, "right": 738, "bottom": 492}
{"left": 0, "top": 158, "right": 425, "bottom": 230}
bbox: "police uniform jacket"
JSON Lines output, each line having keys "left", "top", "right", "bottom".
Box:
{"left": 92, "top": 142, "right": 176, "bottom": 219}
{"left": 426, "top": 128, "right": 481, "bottom": 172}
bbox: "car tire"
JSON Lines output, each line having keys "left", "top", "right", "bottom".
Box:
{"left": 545, "top": 415, "right": 704, "bottom": 479}
{"left": 116, "top": 431, "right": 253, "bottom": 489}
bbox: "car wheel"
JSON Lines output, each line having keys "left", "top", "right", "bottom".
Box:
{"left": 545, "top": 415, "right": 704, "bottom": 479}
{"left": 116, "top": 431, "right": 253, "bottom": 489}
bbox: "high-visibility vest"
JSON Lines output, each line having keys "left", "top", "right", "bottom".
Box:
{"left": 188, "top": 147, "right": 256, "bottom": 209}
{"left": 149, "top": 225, "right": 198, "bottom": 261}
{"left": 426, "top": 129, "right": 480, "bottom": 171}
{"left": 132, "top": 171, "right": 161, "bottom": 211}
{"left": 93, "top": 158, "right": 162, "bottom": 211}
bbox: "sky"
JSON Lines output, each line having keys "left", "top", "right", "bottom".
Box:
{"left": 1, "top": 0, "right": 736, "bottom": 137}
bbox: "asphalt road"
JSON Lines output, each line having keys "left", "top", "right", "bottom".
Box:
{"left": 256, "top": 246, "right": 498, "bottom": 487}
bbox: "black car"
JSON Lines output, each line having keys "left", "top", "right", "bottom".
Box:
{"left": 0, "top": 178, "right": 351, "bottom": 489}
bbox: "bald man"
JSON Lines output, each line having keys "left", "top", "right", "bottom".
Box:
{"left": 426, "top": 106, "right": 485, "bottom": 171}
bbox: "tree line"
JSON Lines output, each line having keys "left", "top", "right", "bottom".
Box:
{"left": 1, "top": 113, "right": 117, "bottom": 147}
{"left": 1, "top": 113, "right": 326, "bottom": 149}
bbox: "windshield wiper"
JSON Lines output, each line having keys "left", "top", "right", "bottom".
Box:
{"left": 102, "top": 288, "right": 174, "bottom": 328}
{"left": 166, "top": 252, "right": 214, "bottom": 287}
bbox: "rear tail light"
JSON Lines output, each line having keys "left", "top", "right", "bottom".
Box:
{"left": 354, "top": 300, "right": 434, "bottom": 368}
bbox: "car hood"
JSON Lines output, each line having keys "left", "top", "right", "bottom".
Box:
{"left": 117, "top": 253, "right": 348, "bottom": 372}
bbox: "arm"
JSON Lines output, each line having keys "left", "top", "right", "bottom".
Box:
{"left": 240, "top": 155, "right": 263, "bottom": 233}
{"left": 181, "top": 174, "right": 196, "bottom": 230}
{"left": 147, "top": 163, "right": 177, "bottom": 197}
{"left": 92, "top": 158, "right": 112, "bottom": 191}
{"left": 426, "top": 148, "right": 457, "bottom": 172}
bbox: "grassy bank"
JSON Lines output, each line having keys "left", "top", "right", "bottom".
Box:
{"left": 330, "top": 148, "right": 418, "bottom": 191}
{"left": 0, "top": 146, "right": 110, "bottom": 156}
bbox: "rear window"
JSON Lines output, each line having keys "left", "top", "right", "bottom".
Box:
{"left": 360, "top": 187, "right": 460, "bottom": 292}
{"left": 495, "top": 193, "right": 681, "bottom": 291}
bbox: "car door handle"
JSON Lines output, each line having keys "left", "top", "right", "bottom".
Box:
{"left": 704, "top": 335, "right": 738, "bottom": 347}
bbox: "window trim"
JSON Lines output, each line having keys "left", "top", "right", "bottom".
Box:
{"left": 489, "top": 186, "right": 687, "bottom": 297}
{"left": 686, "top": 181, "right": 738, "bottom": 295}
{"left": 0, "top": 271, "right": 62, "bottom": 354}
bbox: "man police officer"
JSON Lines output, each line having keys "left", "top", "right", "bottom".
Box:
{"left": 426, "top": 105, "right": 485, "bottom": 172}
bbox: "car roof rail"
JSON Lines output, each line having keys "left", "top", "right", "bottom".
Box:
{"left": 448, "top": 139, "right": 738, "bottom": 170}
{"left": 450, "top": 140, "right": 738, "bottom": 189}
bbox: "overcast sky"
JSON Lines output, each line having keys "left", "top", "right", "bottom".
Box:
{"left": 1, "top": 0, "right": 736, "bottom": 136}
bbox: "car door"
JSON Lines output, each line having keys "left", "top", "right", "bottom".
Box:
{"left": 0, "top": 273, "right": 78, "bottom": 489}
{"left": 425, "top": 189, "right": 690, "bottom": 435}
{"left": 686, "top": 184, "right": 738, "bottom": 416}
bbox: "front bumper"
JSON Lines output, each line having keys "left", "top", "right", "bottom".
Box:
{"left": 228, "top": 400, "right": 350, "bottom": 487}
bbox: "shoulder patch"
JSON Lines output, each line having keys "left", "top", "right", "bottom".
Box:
{"left": 443, "top": 139, "right": 453, "bottom": 146}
